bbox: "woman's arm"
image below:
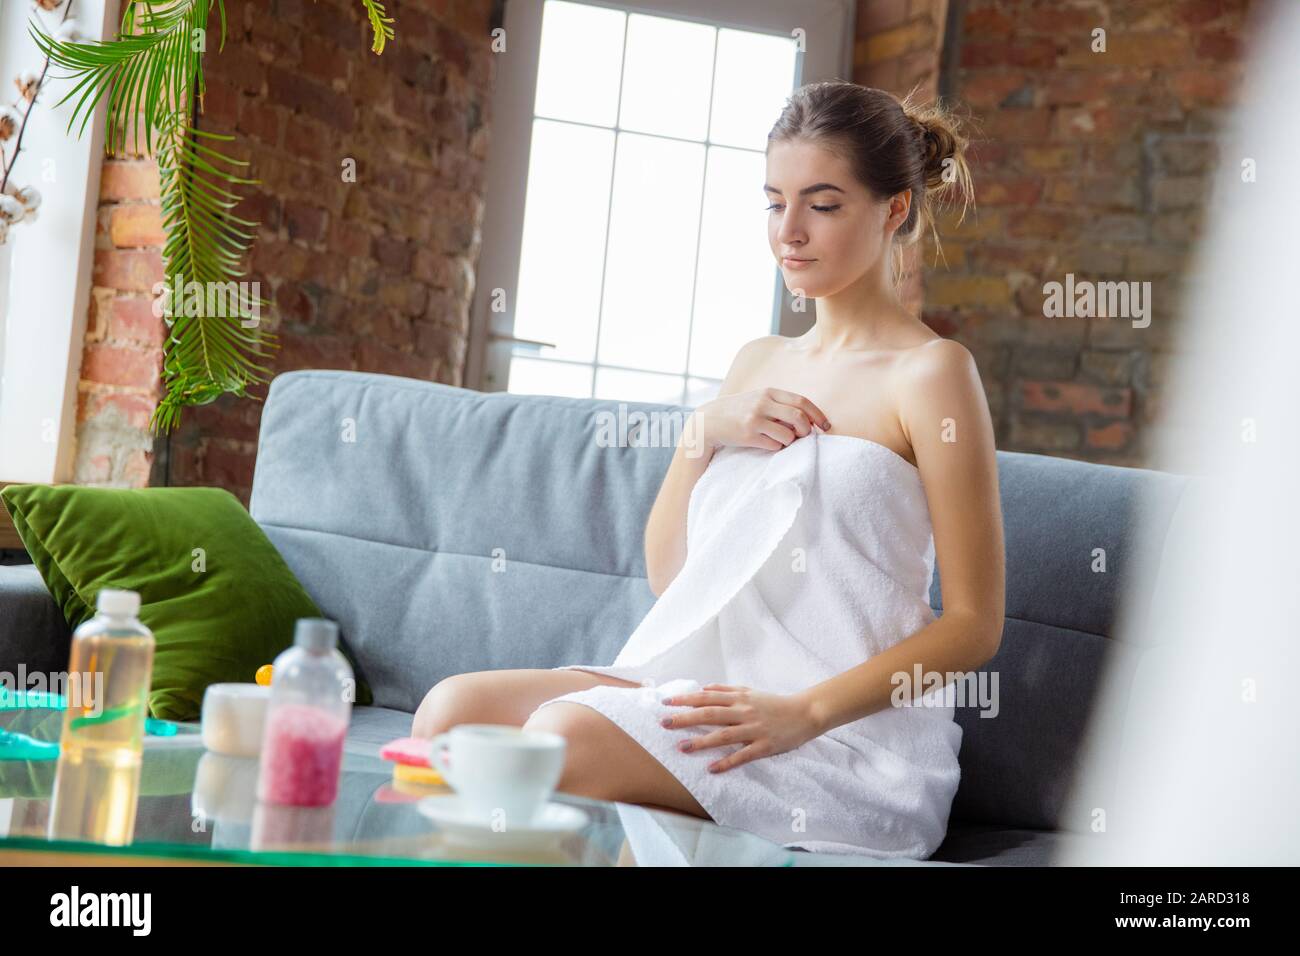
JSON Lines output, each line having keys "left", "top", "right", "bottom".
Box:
{"left": 643, "top": 337, "right": 773, "bottom": 597}
{"left": 795, "top": 338, "right": 1007, "bottom": 733}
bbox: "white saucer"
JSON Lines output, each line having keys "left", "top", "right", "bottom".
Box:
{"left": 417, "top": 795, "right": 588, "bottom": 849}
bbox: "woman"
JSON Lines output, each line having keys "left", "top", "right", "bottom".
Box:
{"left": 412, "top": 81, "right": 1006, "bottom": 859}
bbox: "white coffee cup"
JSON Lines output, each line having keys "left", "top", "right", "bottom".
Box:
{"left": 428, "top": 724, "right": 566, "bottom": 827}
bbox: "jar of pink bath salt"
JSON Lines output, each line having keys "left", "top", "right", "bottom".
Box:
{"left": 258, "top": 703, "right": 348, "bottom": 805}
{"left": 256, "top": 619, "right": 354, "bottom": 807}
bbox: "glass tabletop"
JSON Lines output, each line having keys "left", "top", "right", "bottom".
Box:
{"left": 0, "top": 723, "right": 803, "bottom": 866}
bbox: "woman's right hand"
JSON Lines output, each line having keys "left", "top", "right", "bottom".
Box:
{"left": 691, "top": 387, "right": 832, "bottom": 452}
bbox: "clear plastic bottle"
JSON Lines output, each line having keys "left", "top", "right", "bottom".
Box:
{"left": 256, "top": 618, "right": 353, "bottom": 807}
{"left": 48, "top": 588, "right": 155, "bottom": 846}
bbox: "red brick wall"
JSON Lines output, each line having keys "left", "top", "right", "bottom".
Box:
{"left": 73, "top": 146, "right": 165, "bottom": 487}
{"left": 161, "top": 0, "right": 496, "bottom": 503}
{"left": 71, "top": 0, "right": 496, "bottom": 501}
{"left": 853, "top": 0, "right": 951, "bottom": 318}
{"left": 907, "top": 0, "right": 1257, "bottom": 465}
{"left": 71, "top": 0, "right": 1263, "bottom": 490}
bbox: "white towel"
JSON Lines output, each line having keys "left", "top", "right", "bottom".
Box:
{"left": 534, "top": 426, "right": 963, "bottom": 859}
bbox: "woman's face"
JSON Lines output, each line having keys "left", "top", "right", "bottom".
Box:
{"left": 764, "top": 137, "right": 910, "bottom": 298}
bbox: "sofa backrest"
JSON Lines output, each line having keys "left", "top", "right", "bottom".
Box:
{"left": 249, "top": 370, "right": 1192, "bottom": 832}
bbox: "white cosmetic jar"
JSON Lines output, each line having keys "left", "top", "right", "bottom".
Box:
{"left": 201, "top": 683, "right": 272, "bottom": 757}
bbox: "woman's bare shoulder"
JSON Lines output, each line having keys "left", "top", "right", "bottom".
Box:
{"left": 895, "top": 337, "right": 980, "bottom": 387}
{"left": 717, "top": 335, "right": 788, "bottom": 394}
{"left": 739, "top": 334, "right": 791, "bottom": 359}
{"left": 893, "top": 338, "right": 992, "bottom": 454}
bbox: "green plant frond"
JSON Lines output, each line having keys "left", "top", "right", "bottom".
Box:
{"left": 124, "top": 0, "right": 226, "bottom": 49}
{"left": 360, "top": 0, "right": 396, "bottom": 54}
{"left": 37, "top": 0, "right": 400, "bottom": 432}
{"left": 29, "top": 0, "right": 215, "bottom": 155}
{"left": 149, "top": 372, "right": 268, "bottom": 434}
{"left": 150, "top": 110, "right": 274, "bottom": 434}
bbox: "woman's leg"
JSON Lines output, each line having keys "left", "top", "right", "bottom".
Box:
{"left": 409, "top": 668, "right": 642, "bottom": 738}
{"left": 524, "top": 701, "right": 712, "bottom": 821}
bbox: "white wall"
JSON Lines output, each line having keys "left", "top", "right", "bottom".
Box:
{"left": 0, "top": 0, "right": 118, "bottom": 482}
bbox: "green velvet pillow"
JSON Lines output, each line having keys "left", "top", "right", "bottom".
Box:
{"left": 0, "top": 484, "right": 372, "bottom": 721}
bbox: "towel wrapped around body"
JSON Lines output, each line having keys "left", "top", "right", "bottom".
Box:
{"left": 531, "top": 426, "right": 963, "bottom": 859}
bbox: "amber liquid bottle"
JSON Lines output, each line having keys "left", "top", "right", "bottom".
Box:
{"left": 48, "top": 589, "right": 155, "bottom": 846}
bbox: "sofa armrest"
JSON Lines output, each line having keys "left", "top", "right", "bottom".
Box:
{"left": 0, "top": 565, "right": 70, "bottom": 678}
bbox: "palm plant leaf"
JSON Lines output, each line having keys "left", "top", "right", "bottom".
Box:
{"left": 31, "top": 0, "right": 396, "bottom": 433}
{"left": 361, "top": 0, "right": 397, "bottom": 54}
{"left": 151, "top": 111, "right": 273, "bottom": 434}
{"left": 30, "top": 0, "right": 217, "bottom": 156}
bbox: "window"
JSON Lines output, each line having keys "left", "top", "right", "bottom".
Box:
{"left": 467, "top": 0, "right": 853, "bottom": 406}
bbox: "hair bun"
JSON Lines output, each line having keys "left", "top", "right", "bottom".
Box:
{"left": 910, "top": 113, "right": 958, "bottom": 189}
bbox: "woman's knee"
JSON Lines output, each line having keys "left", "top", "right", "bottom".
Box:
{"left": 523, "top": 703, "right": 611, "bottom": 800}
{"left": 411, "top": 673, "right": 482, "bottom": 738}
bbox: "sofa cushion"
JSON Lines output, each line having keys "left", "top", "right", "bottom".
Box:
{"left": 929, "top": 823, "right": 1093, "bottom": 866}
{"left": 0, "top": 564, "right": 71, "bottom": 678}
{"left": 0, "top": 483, "right": 372, "bottom": 720}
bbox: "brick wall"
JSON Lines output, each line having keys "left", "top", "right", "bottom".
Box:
{"left": 881, "top": 0, "right": 1258, "bottom": 465}
{"left": 160, "top": 0, "right": 496, "bottom": 503}
{"left": 68, "top": 0, "right": 1264, "bottom": 492}
{"left": 853, "top": 0, "right": 951, "bottom": 319}
{"left": 72, "top": 141, "right": 166, "bottom": 486}
{"left": 69, "top": 0, "right": 496, "bottom": 502}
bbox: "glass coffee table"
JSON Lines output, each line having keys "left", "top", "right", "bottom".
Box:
{"left": 0, "top": 722, "right": 913, "bottom": 867}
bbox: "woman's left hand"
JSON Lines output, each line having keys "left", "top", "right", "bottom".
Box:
{"left": 659, "top": 684, "right": 820, "bottom": 773}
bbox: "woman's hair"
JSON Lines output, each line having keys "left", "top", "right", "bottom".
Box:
{"left": 767, "top": 80, "right": 976, "bottom": 285}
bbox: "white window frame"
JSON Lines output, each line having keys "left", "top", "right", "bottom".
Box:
{"left": 465, "top": 0, "right": 855, "bottom": 395}
{"left": 0, "top": 0, "right": 118, "bottom": 483}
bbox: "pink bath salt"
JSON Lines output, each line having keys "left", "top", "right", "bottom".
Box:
{"left": 258, "top": 703, "right": 348, "bottom": 807}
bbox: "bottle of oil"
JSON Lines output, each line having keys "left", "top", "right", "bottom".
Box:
{"left": 47, "top": 588, "right": 155, "bottom": 846}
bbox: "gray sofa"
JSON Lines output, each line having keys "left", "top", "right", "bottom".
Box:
{"left": 0, "top": 369, "right": 1195, "bottom": 865}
